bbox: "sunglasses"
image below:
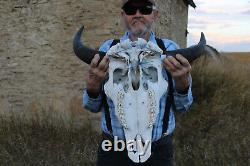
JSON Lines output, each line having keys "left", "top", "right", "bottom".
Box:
{"left": 122, "top": 4, "right": 156, "bottom": 15}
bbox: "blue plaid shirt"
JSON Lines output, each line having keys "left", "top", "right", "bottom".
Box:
{"left": 83, "top": 32, "right": 193, "bottom": 142}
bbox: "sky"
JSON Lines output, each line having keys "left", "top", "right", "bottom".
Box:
{"left": 187, "top": 0, "right": 250, "bottom": 52}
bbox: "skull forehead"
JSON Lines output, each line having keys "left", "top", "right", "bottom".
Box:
{"left": 120, "top": 38, "right": 147, "bottom": 49}
{"left": 107, "top": 38, "right": 163, "bottom": 59}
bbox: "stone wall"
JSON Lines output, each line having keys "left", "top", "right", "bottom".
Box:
{"left": 0, "top": 0, "right": 188, "bottom": 114}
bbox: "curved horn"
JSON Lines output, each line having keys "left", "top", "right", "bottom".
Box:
{"left": 73, "top": 26, "right": 106, "bottom": 64}
{"left": 164, "top": 32, "right": 206, "bottom": 63}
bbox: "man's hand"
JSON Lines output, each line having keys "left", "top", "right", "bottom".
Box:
{"left": 163, "top": 54, "right": 191, "bottom": 93}
{"left": 86, "top": 54, "right": 109, "bottom": 97}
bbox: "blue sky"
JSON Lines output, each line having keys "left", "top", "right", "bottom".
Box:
{"left": 187, "top": 0, "right": 250, "bottom": 52}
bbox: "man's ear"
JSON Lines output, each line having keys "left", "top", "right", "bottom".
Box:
{"left": 153, "top": 10, "right": 159, "bottom": 19}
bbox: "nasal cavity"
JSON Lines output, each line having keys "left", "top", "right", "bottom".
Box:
{"left": 132, "top": 80, "right": 140, "bottom": 91}
{"left": 131, "top": 66, "right": 140, "bottom": 91}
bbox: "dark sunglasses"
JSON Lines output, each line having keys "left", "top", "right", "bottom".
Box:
{"left": 122, "top": 4, "right": 156, "bottom": 15}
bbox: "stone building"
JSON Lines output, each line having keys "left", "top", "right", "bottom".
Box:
{"left": 0, "top": 0, "right": 195, "bottom": 114}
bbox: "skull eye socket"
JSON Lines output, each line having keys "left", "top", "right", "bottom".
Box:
{"left": 113, "top": 68, "right": 128, "bottom": 84}
{"left": 142, "top": 67, "right": 158, "bottom": 83}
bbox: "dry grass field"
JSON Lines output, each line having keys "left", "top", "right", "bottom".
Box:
{"left": 222, "top": 52, "right": 250, "bottom": 63}
{"left": 174, "top": 52, "right": 250, "bottom": 165}
{"left": 0, "top": 52, "right": 249, "bottom": 166}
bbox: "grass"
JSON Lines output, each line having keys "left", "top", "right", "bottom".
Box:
{"left": 0, "top": 53, "right": 249, "bottom": 165}
{"left": 222, "top": 52, "right": 250, "bottom": 63}
{"left": 174, "top": 54, "right": 250, "bottom": 165}
{"left": 0, "top": 111, "right": 101, "bottom": 166}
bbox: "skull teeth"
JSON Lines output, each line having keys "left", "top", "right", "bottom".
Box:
{"left": 148, "top": 90, "right": 156, "bottom": 128}
{"left": 117, "top": 92, "right": 128, "bottom": 130}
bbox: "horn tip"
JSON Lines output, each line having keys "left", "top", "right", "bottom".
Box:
{"left": 80, "top": 25, "right": 84, "bottom": 30}
{"left": 78, "top": 25, "right": 85, "bottom": 34}
{"left": 200, "top": 32, "right": 206, "bottom": 45}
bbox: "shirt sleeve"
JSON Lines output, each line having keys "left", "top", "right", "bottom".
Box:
{"left": 99, "top": 39, "right": 114, "bottom": 52}
{"left": 82, "top": 89, "right": 103, "bottom": 113}
{"left": 162, "top": 39, "right": 180, "bottom": 51}
{"left": 173, "top": 75, "right": 193, "bottom": 112}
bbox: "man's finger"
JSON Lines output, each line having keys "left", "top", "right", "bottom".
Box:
{"left": 175, "top": 54, "right": 190, "bottom": 67}
{"left": 177, "top": 54, "right": 192, "bottom": 73}
{"left": 163, "top": 58, "right": 176, "bottom": 72}
{"left": 167, "top": 56, "right": 183, "bottom": 69}
{"left": 103, "top": 61, "right": 109, "bottom": 72}
{"left": 90, "top": 54, "right": 100, "bottom": 68}
{"left": 98, "top": 55, "right": 109, "bottom": 71}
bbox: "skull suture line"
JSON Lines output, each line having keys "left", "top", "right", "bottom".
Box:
{"left": 104, "top": 38, "right": 168, "bottom": 163}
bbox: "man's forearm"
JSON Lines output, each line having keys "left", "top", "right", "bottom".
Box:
{"left": 173, "top": 83, "right": 193, "bottom": 112}
{"left": 82, "top": 89, "right": 103, "bottom": 113}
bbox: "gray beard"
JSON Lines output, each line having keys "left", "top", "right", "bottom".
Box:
{"left": 125, "top": 19, "right": 153, "bottom": 40}
{"left": 129, "top": 26, "right": 151, "bottom": 39}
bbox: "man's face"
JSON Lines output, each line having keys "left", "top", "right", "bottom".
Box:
{"left": 121, "top": 2, "right": 158, "bottom": 38}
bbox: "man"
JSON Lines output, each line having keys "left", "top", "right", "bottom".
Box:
{"left": 83, "top": 0, "right": 193, "bottom": 165}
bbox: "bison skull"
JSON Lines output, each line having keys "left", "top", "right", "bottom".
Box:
{"left": 104, "top": 38, "right": 168, "bottom": 163}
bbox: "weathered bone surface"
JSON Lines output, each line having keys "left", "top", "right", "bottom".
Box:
{"left": 104, "top": 38, "right": 168, "bottom": 163}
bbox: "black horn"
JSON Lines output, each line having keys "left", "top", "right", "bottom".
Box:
{"left": 164, "top": 32, "right": 206, "bottom": 63}
{"left": 73, "top": 26, "right": 206, "bottom": 64}
{"left": 73, "top": 26, "right": 106, "bottom": 64}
